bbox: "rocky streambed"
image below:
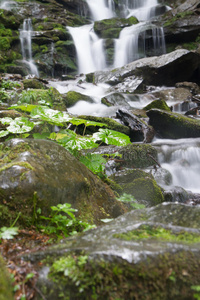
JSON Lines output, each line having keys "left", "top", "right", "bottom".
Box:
{"left": 1, "top": 0, "right": 200, "bottom": 299}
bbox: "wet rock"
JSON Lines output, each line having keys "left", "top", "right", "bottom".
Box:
{"left": 116, "top": 108, "right": 155, "bottom": 142}
{"left": 163, "top": 186, "right": 191, "bottom": 203}
{"left": 152, "top": 87, "right": 192, "bottom": 103}
{"left": 175, "top": 81, "right": 200, "bottom": 95}
{"left": 0, "top": 139, "right": 126, "bottom": 227}
{"left": 151, "top": 167, "right": 173, "bottom": 186}
{"left": 94, "top": 49, "right": 200, "bottom": 88}
{"left": 101, "top": 93, "right": 130, "bottom": 108}
{"left": 0, "top": 255, "right": 14, "bottom": 300}
{"left": 147, "top": 108, "right": 200, "bottom": 139}
{"left": 28, "top": 203, "right": 200, "bottom": 300}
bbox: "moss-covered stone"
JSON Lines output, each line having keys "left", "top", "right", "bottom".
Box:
{"left": 94, "top": 16, "right": 139, "bottom": 38}
{"left": 0, "top": 139, "right": 126, "bottom": 227}
{"left": 62, "top": 91, "right": 94, "bottom": 108}
{"left": 0, "top": 255, "right": 14, "bottom": 300}
{"left": 118, "top": 143, "right": 158, "bottom": 168}
{"left": 22, "top": 79, "right": 47, "bottom": 90}
{"left": 144, "top": 99, "right": 171, "bottom": 111}
{"left": 147, "top": 109, "right": 200, "bottom": 139}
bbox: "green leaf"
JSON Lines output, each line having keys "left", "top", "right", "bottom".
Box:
{"left": 0, "top": 130, "right": 9, "bottom": 137}
{"left": 0, "top": 227, "right": 18, "bottom": 239}
{"left": 79, "top": 153, "right": 106, "bottom": 175}
{"left": 7, "top": 117, "right": 34, "bottom": 134}
{"left": 93, "top": 128, "right": 131, "bottom": 146}
{"left": 57, "top": 130, "right": 98, "bottom": 152}
{"left": 100, "top": 218, "right": 114, "bottom": 223}
{"left": 33, "top": 132, "right": 51, "bottom": 139}
{"left": 9, "top": 104, "right": 39, "bottom": 113}
{"left": 0, "top": 117, "right": 13, "bottom": 125}
{"left": 30, "top": 106, "right": 71, "bottom": 126}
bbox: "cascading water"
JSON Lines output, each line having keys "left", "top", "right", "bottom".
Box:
{"left": 67, "top": 24, "right": 106, "bottom": 74}
{"left": 68, "top": 0, "right": 166, "bottom": 74}
{"left": 153, "top": 138, "right": 200, "bottom": 194}
{"left": 20, "top": 18, "right": 39, "bottom": 77}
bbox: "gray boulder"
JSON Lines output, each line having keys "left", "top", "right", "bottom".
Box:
{"left": 94, "top": 49, "right": 200, "bottom": 90}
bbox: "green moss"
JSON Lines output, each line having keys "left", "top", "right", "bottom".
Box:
{"left": 0, "top": 37, "right": 10, "bottom": 50}
{"left": 144, "top": 99, "right": 171, "bottom": 111}
{"left": 62, "top": 91, "right": 93, "bottom": 108}
{"left": 113, "top": 224, "right": 200, "bottom": 244}
{"left": 0, "top": 161, "right": 34, "bottom": 173}
{"left": 0, "top": 255, "right": 14, "bottom": 300}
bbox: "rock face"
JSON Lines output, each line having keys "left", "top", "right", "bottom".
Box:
{"left": 94, "top": 49, "right": 200, "bottom": 91}
{"left": 28, "top": 203, "right": 200, "bottom": 300}
{"left": 0, "top": 139, "right": 126, "bottom": 226}
{"left": 147, "top": 108, "right": 200, "bottom": 139}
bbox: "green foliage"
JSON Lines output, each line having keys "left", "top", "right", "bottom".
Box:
{"left": 51, "top": 254, "right": 89, "bottom": 293}
{"left": 191, "top": 286, "right": 200, "bottom": 300}
{"left": 79, "top": 153, "right": 107, "bottom": 177}
{"left": 117, "top": 193, "right": 145, "bottom": 209}
{"left": 39, "top": 203, "right": 95, "bottom": 239}
{"left": 93, "top": 128, "right": 131, "bottom": 146}
{"left": 55, "top": 130, "right": 99, "bottom": 155}
{"left": 0, "top": 116, "right": 35, "bottom": 135}
{"left": 1, "top": 79, "right": 21, "bottom": 89}
{"left": 0, "top": 226, "right": 18, "bottom": 239}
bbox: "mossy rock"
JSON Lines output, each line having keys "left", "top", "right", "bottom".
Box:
{"left": 144, "top": 99, "right": 171, "bottom": 111}
{"left": 0, "top": 255, "right": 14, "bottom": 300}
{"left": 22, "top": 79, "right": 47, "bottom": 90}
{"left": 62, "top": 91, "right": 94, "bottom": 108}
{"left": 118, "top": 143, "right": 158, "bottom": 168}
{"left": 147, "top": 108, "right": 200, "bottom": 139}
{"left": 94, "top": 16, "right": 138, "bottom": 38}
{"left": 122, "top": 177, "right": 164, "bottom": 205}
{"left": 0, "top": 139, "right": 126, "bottom": 227}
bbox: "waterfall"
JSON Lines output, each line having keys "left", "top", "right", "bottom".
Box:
{"left": 68, "top": 0, "right": 166, "bottom": 74}
{"left": 67, "top": 24, "right": 106, "bottom": 74}
{"left": 20, "top": 19, "right": 39, "bottom": 77}
{"left": 154, "top": 138, "right": 200, "bottom": 193}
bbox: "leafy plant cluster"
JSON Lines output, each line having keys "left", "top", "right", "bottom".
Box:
{"left": 1, "top": 104, "right": 131, "bottom": 176}
{"left": 0, "top": 202, "right": 95, "bottom": 242}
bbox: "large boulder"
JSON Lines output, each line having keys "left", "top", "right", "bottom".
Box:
{"left": 147, "top": 108, "right": 200, "bottom": 139}
{"left": 94, "top": 49, "right": 200, "bottom": 90}
{"left": 28, "top": 203, "right": 200, "bottom": 299}
{"left": 0, "top": 139, "right": 126, "bottom": 226}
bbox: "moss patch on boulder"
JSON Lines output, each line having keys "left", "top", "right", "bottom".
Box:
{"left": 144, "top": 99, "right": 171, "bottom": 111}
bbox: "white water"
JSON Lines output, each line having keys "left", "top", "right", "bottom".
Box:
{"left": 20, "top": 19, "right": 39, "bottom": 77}
{"left": 153, "top": 138, "right": 200, "bottom": 193}
{"left": 68, "top": 0, "right": 166, "bottom": 74}
{"left": 67, "top": 24, "right": 106, "bottom": 74}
